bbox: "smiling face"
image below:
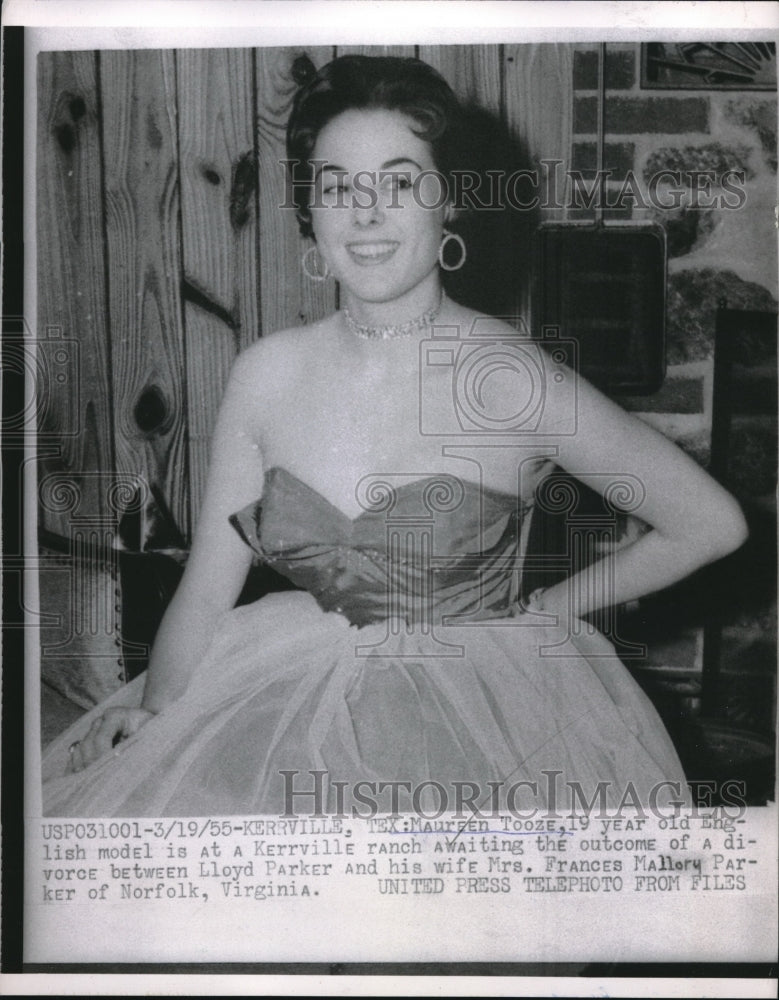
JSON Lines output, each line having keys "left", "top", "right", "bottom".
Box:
{"left": 309, "top": 107, "right": 449, "bottom": 308}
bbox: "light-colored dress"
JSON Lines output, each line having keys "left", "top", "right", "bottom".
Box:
{"left": 43, "top": 466, "right": 687, "bottom": 816}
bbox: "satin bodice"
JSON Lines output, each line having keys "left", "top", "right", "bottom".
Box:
{"left": 48, "top": 471, "right": 691, "bottom": 819}
{"left": 229, "top": 466, "right": 541, "bottom": 627}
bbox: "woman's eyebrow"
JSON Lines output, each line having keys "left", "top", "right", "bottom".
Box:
{"left": 382, "top": 157, "right": 423, "bottom": 171}
{"left": 314, "top": 162, "right": 347, "bottom": 181}
{"left": 313, "top": 157, "right": 424, "bottom": 180}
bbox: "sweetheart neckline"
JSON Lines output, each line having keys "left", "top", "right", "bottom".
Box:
{"left": 263, "top": 464, "right": 526, "bottom": 526}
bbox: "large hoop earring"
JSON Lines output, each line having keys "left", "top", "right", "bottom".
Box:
{"left": 302, "top": 245, "right": 329, "bottom": 281}
{"left": 438, "top": 229, "right": 466, "bottom": 272}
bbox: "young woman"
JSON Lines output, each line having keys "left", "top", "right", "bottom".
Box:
{"left": 43, "top": 56, "right": 747, "bottom": 816}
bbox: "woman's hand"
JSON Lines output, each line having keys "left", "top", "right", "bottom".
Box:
{"left": 67, "top": 708, "right": 155, "bottom": 773}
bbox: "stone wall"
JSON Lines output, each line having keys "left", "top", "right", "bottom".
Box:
{"left": 571, "top": 42, "right": 777, "bottom": 737}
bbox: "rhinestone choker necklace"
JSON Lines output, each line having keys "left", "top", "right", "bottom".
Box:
{"left": 343, "top": 291, "right": 445, "bottom": 340}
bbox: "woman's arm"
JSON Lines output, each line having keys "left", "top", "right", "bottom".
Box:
{"left": 140, "top": 348, "right": 267, "bottom": 710}
{"left": 70, "top": 348, "right": 268, "bottom": 770}
{"left": 532, "top": 364, "right": 748, "bottom": 620}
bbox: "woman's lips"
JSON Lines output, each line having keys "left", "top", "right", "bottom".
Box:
{"left": 345, "top": 241, "right": 399, "bottom": 266}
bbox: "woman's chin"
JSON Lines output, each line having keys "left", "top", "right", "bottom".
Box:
{"left": 339, "top": 271, "right": 440, "bottom": 307}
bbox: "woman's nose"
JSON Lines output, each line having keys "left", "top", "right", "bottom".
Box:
{"left": 353, "top": 196, "right": 385, "bottom": 227}
{"left": 351, "top": 180, "right": 389, "bottom": 226}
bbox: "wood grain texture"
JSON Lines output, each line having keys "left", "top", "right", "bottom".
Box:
{"left": 255, "top": 46, "right": 337, "bottom": 335}
{"left": 419, "top": 44, "right": 501, "bottom": 111}
{"left": 503, "top": 43, "right": 573, "bottom": 222}
{"left": 36, "top": 51, "right": 115, "bottom": 535}
{"left": 100, "top": 49, "right": 189, "bottom": 546}
{"left": 502, "top": 44, "right": 573, "bottom": 321}
{"left": 335, "top": 45, "right": 416, "bottom": 58}
{"left": 37, "top": 50, "right": 126, "bottom": 692}
{"left": 176, "top": 48, "right": 259, "bottom": 526}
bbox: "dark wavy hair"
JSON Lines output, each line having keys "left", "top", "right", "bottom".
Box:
{"left": 286, "top": 54, "right": 464, "bottom": 239}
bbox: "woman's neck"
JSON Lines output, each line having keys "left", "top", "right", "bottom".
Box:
{"left": 340, "top": 272, "right": 443, "bottom": 333}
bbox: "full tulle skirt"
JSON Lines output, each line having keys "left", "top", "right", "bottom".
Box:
{"left": 43, "top": 591, "right": 687, "bottom": 816}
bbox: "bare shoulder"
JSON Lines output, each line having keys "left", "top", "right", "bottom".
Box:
{"left": 230, "top": 316, "right": 339, "bottom": 390}
{"left": 447, "top": 302, "right": 519, "bottom": 340}
{"left": 232, "top": 322, "right": 317, "bottom": 374}
{"left": 437, "top": 303, "right": 546, "bottom": 427}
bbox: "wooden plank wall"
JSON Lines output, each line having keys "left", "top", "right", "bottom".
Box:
{"left": 37, "top": 52, "right": 125, "bottom": 700}
{"left": 37, "top": 51, "right": 115, "bottom": 535}
{"left": 177, "top": 48, "right": 260, "bottom": 518}
{"left": 38, "top": 43, "right": 572, "bottom": 549}
{"left": 255, "top": 47, "right": 338, "bottom": 337}
{"left": 100, "top": 50, "right": 189, "bottom": 545}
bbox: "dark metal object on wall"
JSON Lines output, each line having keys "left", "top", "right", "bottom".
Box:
{"left": 533, "top": 43, "right": 667, "bottom": 395}
{"left": 533, "top": 221, "right": 666, "bottom": 394}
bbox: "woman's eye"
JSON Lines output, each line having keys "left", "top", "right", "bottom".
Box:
{"left": 385, "top": 174, "right": 412, "bottom": 191}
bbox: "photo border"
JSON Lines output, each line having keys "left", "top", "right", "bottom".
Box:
{"left": 3, "top": 2, "right": 778, "bottom": 995}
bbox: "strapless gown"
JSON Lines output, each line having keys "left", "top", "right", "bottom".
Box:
{"left": 42, "top": 466, "right": 687, "bottom": 816}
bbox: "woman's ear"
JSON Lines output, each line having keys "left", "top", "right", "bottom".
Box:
{"left": 444, "top": 201, "right": 458, "bottom": 227}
